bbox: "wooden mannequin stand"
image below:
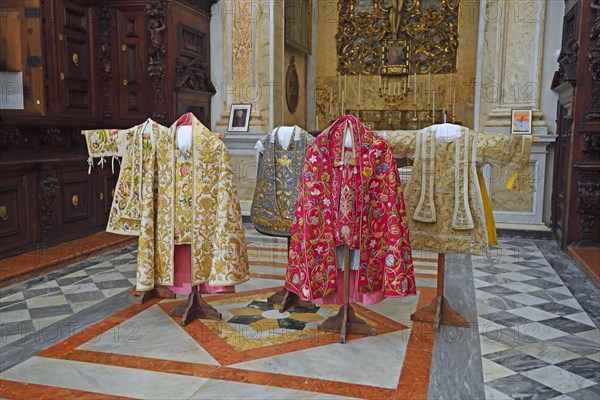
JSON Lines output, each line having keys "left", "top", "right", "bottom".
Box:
{"left": 267, "top": 237, "right": 315, "bottom": 312}
{"left": 410, "top": 253, "right": 470, "bottom": 331}
{"left": 133, "top": 286, "right": 177, "bottom": 304}
{"left": 170, "top": 285, "right": 221, "bottom": 326}
{"left": 317, "top": 246, "right": 376, "bottom": 343}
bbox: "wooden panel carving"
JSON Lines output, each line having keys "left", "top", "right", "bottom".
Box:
{"left": 99, "top": 5, "right": 113, "bottom": 119}
{"left": 147, "top": 1, "right": 167, "bottom": 121}
{"left": 577, "top": 176, "right": 600, "bottom": 241}
{"left": 585, "top": 3, "right": 600, "bottom": 120}
{"left": 38, "top": 172, "right": 59, "bottom": 232}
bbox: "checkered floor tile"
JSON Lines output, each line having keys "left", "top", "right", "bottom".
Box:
{"left": 475, "top": 239, "right": 600, "bottom": 399}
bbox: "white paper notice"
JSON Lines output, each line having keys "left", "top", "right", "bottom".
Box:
{"left": 0, "top": 71, "right": 24, "bottom": 110}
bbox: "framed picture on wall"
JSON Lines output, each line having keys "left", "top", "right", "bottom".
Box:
{"left": 511, "top": 109, "right": 532, "bottom": 134}
{"left": 381, "top": 39, "right": 410, "bottom": 76}
{"left": 228, "top": 104, "right": 252, "bottom": 132}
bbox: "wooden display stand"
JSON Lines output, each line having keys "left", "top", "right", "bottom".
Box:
{"left": 267, "top": 237, "right": 315, "bottom": 312}
{"left": 133, "top": 286, "right": 177, "bottom": 304}
{"left": 317, "top": 246, "right": 376, "bottom": 343}
{"left": 410, "top": 253, "right": 470, "bottom": 331}
{"left": 170, "top": 285, "right": 222, "bottom": 326}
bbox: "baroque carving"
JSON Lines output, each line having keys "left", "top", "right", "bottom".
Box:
{"left": 99, "top": 5, "right": 112, "bottom": 119}
{"left": 0, "top": 128, "right": 20, "bottom": 148}
{"left": 576, "top": 177, "right": 600, "bottom": 241}
{"left": 337, "top": 0, "right": 459, "bottom": 75}
{"left": 38, "top": 173, "right": 59, "bottom": 232}
{"left": 174, "top": 57, "right": 216, "bottom": 93}
{"left": 582, "top": 134, "right": 600, "bottom": 156}
{"left": 585, "top": 4, "right": 600, "bottom": 120}
{"left": 39, "top": 128, "right": 61, "bottom": 146}
{"left": 147, "top": 1, "right": 167, "bottom": 121}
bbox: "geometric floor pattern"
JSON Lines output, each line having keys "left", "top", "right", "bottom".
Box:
{"left": 1, "top": 225, "right": 599, "bottom": 399}
{"left": 474, "top": 239, "right": 600, "bottom": 400}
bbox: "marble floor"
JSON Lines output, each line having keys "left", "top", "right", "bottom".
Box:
{"left": 0, "top": 226, "right": 598, "bottom": 399}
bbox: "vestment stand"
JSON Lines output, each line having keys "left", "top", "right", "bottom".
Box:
{"left": 317, "top": 245, "right": 376, "bottom": 343}
{"left": 135, "top": 286, "right": 176, "bottom": 304}
{"left": 170, "top": 285, "right": 221, "bottom": 326}
{"left": 410, "top": 253, "right": 469, "bottom": 331}
{"left": 266, "top": 237, "right": 315, "bottom": 312}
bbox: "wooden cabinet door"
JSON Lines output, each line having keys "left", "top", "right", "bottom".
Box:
{"left": 0, "top": 168, "right": 36, "bottom": 257}
{"left": 116, "top": 8, "right": 149, "bottom": 120}
{"left": 56, "top": 1, "right": 95, "bottom": 115}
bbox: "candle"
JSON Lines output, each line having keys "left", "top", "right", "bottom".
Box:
{"left": 316, "top": 114, "right": 319, "bottom": 130}
{"left": 358, "top": 73, "right": 362, "bottom": 114}
{"left": 338, "top": 75, "right": 341, "bottom": 107}
{"left": 379, "top": 74, "right": 382, "bottom": 89}
{"left": 344, "top": 74, "right": 347, "bottom": 100}
{"left": 388, "top": 80, "right": 391, "bottom": 95}
{"left": 453, "top": 89, "right": 456, "bottom": 117}
{"left": 432, "top": 90, "right": 435, "bottom": 116}
{"left": 404, "top": 78, "right": 407, "bottom": 94}
{"left": 414, "top": 73, "right": 417, "bottom": 105}
{"left": 428, "top": 72, "right": 431, "bottom": 104}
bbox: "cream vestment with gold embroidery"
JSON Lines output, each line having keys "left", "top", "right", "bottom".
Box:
{"left": 380, "top": 125, "right": 532, "bottom": 255}
{"left": 83, "top": 116, "right": 250, "bottom": 291}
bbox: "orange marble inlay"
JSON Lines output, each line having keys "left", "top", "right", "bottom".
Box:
{"left": 31, "top": 284, "right": 436, "bottom": 400}
{"left": 0, "top": 380, "right": 135, "bottom": 400}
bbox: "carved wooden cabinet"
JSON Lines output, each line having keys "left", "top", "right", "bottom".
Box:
{"left": 0, "top": 0, "right": 216, "bottom": 258}
{"left": 552, "top": 0, "right": 600, "bottom": 249}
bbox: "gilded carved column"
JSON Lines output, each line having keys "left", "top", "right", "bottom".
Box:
{"left": 215, "top": 0, "right": 268, "bottom": 133}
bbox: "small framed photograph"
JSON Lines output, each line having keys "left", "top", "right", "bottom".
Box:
{"left": 228, "top": 104, "right": 252, "bottom": 132}
{"left": 381, "top": 39, "right": 410, "bottom": 76}
{"left": 511, "top": 109, "right": 532, "bottom": 134}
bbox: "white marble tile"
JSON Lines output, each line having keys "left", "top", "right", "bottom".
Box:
{"left": 25, "top": 294, "right": 68, "bottom": 309}
{"left": 79, "top": 305, "right": 220, "bottom": 366}
{"left": 496, "top": 272, "right": 536, "bottom": 282}
{"left": 484, "top": 384, "right": 513, "bottom": 400}
{"left": 0, "top": 292, "right": 25, "bottom": 302}
{"left": 31, "top": 281, "right": 60, "bottom": 290}
{"left": 479, "top": 338, "right": 511, "bottom": 356}
{"left": 575, "top": 329, "right": 600, "bottom": 344}
{"left": 189, "top": 379, "right": 359, "bottom": 399}
{"left": 70, "top": 300, "right": 103, "bottom": 314}
{"left": 473, "top": 279, "right": 495, "bottom": 289}
{"left": 549, "top": 286, "right": 574, "bottom": 297}
{"left": 87, "top": 261, "right": 114, "bottom": 269}
{"left": 89, "top": 272, "right": 128, "bottom": 283}
{"left": 477, "top": 317, "right": 505, "bottom": 334}
{"left": 100, "top": 287, "right": 130, "bottom": 298}
{"left": 0, "top": 309, "right": 31, "bottom": 324}
{"left": 499, "top": 282, "right": 540, "bottom": 293}
{"left": 506, "top": 306, "right": 558, "bottom": 322}
{"left": 0, "top": 356, "right": 208, "bottom": 399}
{"left": 565, "top": 312, "right": 597, "bottom": 327}
{"left": 235, "top": 278, "right": 284, "bottom": 292}
{"left": 522, "top": 365, "right": 596, "bottom": 393}
{"left": 518, "top": 342, "right": 581, "bottom": 364}
{"left": 481, "top": 358, "right": 516, "bottom": 383}
{"left": 415, "top": 277, "right": 436, "bottom": 288}
{"left": 557, "top": 298, "right": 584, "bottom": 311}
{"left": 364, "top": 295, "right": 419, "bottom": 326}
{"left": 527, "top": 323, "right": 572, "bottom": 341}
{"left": 475, "top": 290, "right": 498, "bottom": 300}
{"left": 232, "top": 331, "right": 409, "bottom": 389}
{"left": 476, "top": 302, "right": 501, "bottom": 316}
{"left": 586, "top": 352, "right": 600, "bottom": 363}
{"left": 61, "top": 283, "right": 101, "bottom": 295}
{"left": 504, "top": 293, "right": 548, "bottom": 306}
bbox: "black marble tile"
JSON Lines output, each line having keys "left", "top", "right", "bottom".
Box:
{"left": 290, "top": 305, "right": 320, "bottom": 313}
{"left": 55, "top": 276, "right": 94, "bottom": 287}
{"left": 84, "top": 266, "right": 117, "bottom": 276}
{"left": 27, "top": 304, "right": 74, "bottom": 319}
{"left": 478, "top": 297, "right": 527, "bottom": 311}
{"left": 478, "top": 285, "right": 521, "bottom": 297}
{"left": 94, "top": 279, "right": 133, "bottom": 290}
{"left": 481, "top": 311, "right": 535, "bottom": 328}
{"left": 475, "top": 266, "right": 512, "bottom": 275}
{"left": 528, "top": 290, "right": 573, "bottom": 303}
{"left": 484, "top": 348, "right": 550, "bottom": 372}
{"left": 537, "top": 317, "right": 597, "bottom": 334}
{"left": 278, "top": 318, "right": 305, "bottom": 330}
{"left": 22, "top": 287, "right": 63, "bottom": 300}
{"left": 120, "top": 270, "right": 137, "bottom": 279}
{"left": 247, "top": 301, "right": 274, "bottom": 311}
{"left": 482, "top": 327, "right": 539, "bottom": 347}
{"left": 477, "top": 275, "right": 516, "bottom": 285}
{"left": 518, "top": 268, "right": 556, "bottom": 279}
{"left": 486, "top": 373, "right": 562, "bottom": 399}
{"left": 228, "top": 315, "right": 264, "bottom": 325}
{"left": 64, "top": 291, "right": 106, "bottom": 304}
{"left": 548, "top": 336, "right": 600, "bottom": 356}
{"left": 556, "top": 358, "right": 600, "bottom": 383}
{"left": 534, "top": 239, "right": 600, "bottom": 329}
{"left": 568, "top": 384, "right": 600, "bottom": 400}
{"left": 0, "top": 300, "right": 28, "bottom": 312}
{"left": 533, "top": 302, "right": 582, "bottom": 317}
{"left": 0, "top": 320, "right": 34, "bottom": 340}
{"left": 0, "top": 290, "right": 136, "bottom": 373}
{"left": 521, "top": 279, "right": 564, "bottom": 290}
{"left": 514, "top": 260, "right": 549, "bottom": 269}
